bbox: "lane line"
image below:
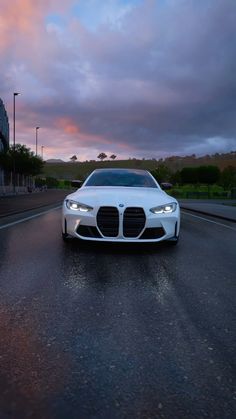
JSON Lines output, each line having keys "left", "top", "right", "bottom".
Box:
{"left": 0, "top": 206, "right": 61, "bottom": 230}
{"left": 182, "top": 211, "right": 236, "bottom": 231}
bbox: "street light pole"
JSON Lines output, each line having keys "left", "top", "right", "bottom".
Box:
{"left": 41, "top": 145, "right": 44, "bottom": 160}
{"left": 35, "top": 126, "right": 40, "bottom": 156}
{"left": 13, "top": 92, "right": 20, "bottom": 193}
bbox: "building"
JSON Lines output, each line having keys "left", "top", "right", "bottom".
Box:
{"left": 0, "top": 98, "right": 10, "bottom": 194}
{"left": 0, "top": 97, "right": 34, "bottom": 194}
{"left": 0, "top": 98, "right": 9, "bottom": 152}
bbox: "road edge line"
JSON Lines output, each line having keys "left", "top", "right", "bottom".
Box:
{"left": 180, "top": 206, "right": 236, "bottom": 223}
{"left": 0, "top": 206, "right": 61, "bottom": 230}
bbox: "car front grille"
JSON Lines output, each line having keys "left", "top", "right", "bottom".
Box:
{"left": 97, "top": 206, "right": 119, "bottom": 237}
{"left": 82, "top": 207, "right": 166, "bottom": 240}
{"left": 96, "top": 206, "right": 146, "bottom": 238}
{"left": 123, "top": 207, "right": 146, "bottom": 237}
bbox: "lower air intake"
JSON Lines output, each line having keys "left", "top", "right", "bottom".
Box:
{"left": 140, "top": 227, "right": 165, "bottom": 239}
{"left": 77, "top": 225, "right": 102, "bottom": 238}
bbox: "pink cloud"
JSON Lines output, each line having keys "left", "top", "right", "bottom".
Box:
{"left": 57, "top": 117, "right": 80, "bottom": 135}
{"left": 0, "top": 0, "right": 235, "bottom": 160}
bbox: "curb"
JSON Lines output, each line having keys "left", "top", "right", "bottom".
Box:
{"left": 0, "top": 201, "right": 63, "bottom": 219}
{"left": 181, "top": 206, "right": 236, "bottom": 224}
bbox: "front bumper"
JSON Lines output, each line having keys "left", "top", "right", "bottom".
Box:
{"left": 62, "top": 204, "right": 180, "bottom": 243}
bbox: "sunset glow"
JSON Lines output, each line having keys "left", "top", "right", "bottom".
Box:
{"left": 0, "top": 0, "right": 235, "bottom": 161}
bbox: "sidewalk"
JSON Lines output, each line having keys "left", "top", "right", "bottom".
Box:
{"left": 0, "top": 191, "right": 236, "bottom": 222}
{"left": 179, "top": 199, "right": 236, "bottom": 223}
{"left": 0, "top": 189, "right": 69, "bottom": 218}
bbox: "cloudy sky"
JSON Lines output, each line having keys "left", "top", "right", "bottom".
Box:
{"left": 0, "top": 0, "right": 236, "bottom": 161}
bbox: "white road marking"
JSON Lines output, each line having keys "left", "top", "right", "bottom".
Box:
{"left": 0, "top": 206, "right": 61, "bottom": 230}
{"left": 182, "top": 210, "right": 236, "bottom": 231}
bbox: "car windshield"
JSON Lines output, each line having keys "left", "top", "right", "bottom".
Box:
{"left": 85, "top": 170, "right": 158, "bottom": 188}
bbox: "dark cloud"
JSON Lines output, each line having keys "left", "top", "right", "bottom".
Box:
{"left": 1, "top": 0, "right": 235, "bottom": 159}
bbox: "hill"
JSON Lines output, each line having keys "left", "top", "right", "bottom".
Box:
{"left": 42, "top": 159, "right": 157, "bottom": 180}
{"left": 46, "top": 159, "right": 65, "bottom": 163}
{"left": 161, "top": 151, "right": 236, "bottom": 171}
{"left": 42, "top": 151, "right": 236, "bottom": 180}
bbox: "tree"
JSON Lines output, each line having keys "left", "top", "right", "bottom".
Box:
{"left": 151, "top": 164, "right": 171, "bottom": 183}
{"left": 70, "top": 155, "right": 77, "bottom": 162}
{"left": 170, "top": 170, "right": 181, "bottom": 185}
{"left": 110, "top": 154, "right": 117, "bottom": 160}
{"left": 180, "top": 167, "right": 199, "bottom": 184}
{"left": 45, "top": 177, "right": 59, "bottom": 188}
{"left": 180, "top": 165, "right": 220, "bottom": 185}
{"left": 0, "top": 144, "right": 44, "bottom": 176}
{"left": 97, "top": 152, "right": 107, "bottom": 161}
{"left": 220, "top": 166, "right": 236, "bottom": 189}
{"left": 197, "top": 165, "right": 220, "bottom": 185}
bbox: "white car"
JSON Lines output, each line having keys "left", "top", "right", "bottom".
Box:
{"left": 62, "top": 168, "right": 180, "bottom": 244}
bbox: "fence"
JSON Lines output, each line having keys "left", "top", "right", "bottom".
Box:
{"left": 0, "top": 169, "right": 34, "bottom": 195}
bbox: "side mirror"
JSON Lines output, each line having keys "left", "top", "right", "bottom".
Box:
{"left": 71, "top": 180, "right": 83, "bottom": 188}
{"left": 161, "top": 182, "right": 173, "bottom": 190}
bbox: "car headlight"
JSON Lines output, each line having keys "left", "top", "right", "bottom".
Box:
{"left": 65, "top": 199, "right": 93, "bottom": 212}
{"left": 150, "top": 202, "right": 177, "bottom": 214}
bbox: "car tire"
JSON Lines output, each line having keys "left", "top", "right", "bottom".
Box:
{"left": 62, "top": 231, "right": 71, "bottom": 242}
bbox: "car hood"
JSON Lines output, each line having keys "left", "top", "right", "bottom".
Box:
{"left": 65, "top": 187, "right": 176, "bottom": 208}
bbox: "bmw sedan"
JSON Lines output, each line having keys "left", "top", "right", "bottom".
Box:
{"left": 62, "top": 168, "right": 180, "bottom": 244}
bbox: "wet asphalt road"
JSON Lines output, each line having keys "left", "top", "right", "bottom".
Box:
{"left": 0, "top": 208, "right": 235, "bottom": 419}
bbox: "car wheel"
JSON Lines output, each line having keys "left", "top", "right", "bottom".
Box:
{"left": 62, "top": 231, "right": 71, "bottom": 242}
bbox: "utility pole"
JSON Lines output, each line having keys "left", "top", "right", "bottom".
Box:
{"left": 35, "top": 126, "right": 40, "bottom": 156}
{"left": 13, "top": 92, "right": 20, "bottom": 193}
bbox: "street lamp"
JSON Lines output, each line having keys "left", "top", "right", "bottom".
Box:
{"left": 35, "top": 126, "right": 40, "bottom": 155}
{"left": 13, "top": 92, "right": 20, "bottom": 193}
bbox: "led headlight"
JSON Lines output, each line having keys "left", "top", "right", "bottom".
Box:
{"left": 66, "top": 199, "right": 93, "bottom": 212}
{"left": 150, "top": 202, "right": 177, "bottom": 214}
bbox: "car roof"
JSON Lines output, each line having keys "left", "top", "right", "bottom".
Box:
{"left": 91, "top": 168, "right": 150, "bottom": 174}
